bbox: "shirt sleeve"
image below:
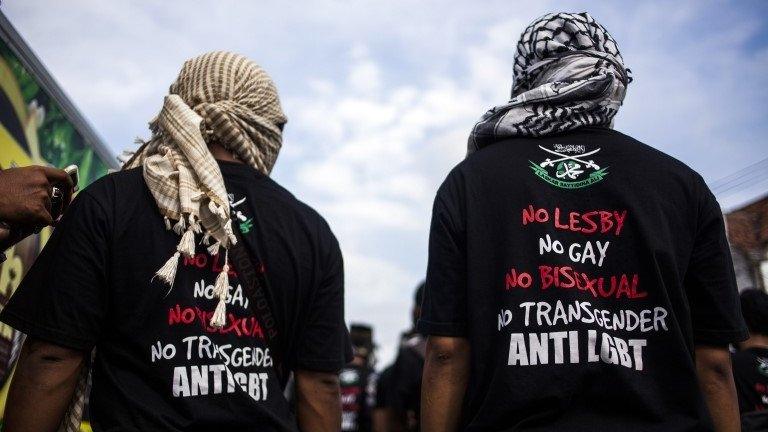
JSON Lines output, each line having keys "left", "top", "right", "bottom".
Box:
{"left": 0, "top": 189, "right": 111, "bottom": 350}
{"left": 685, "top": 186, "right": 748, "bottom": 345}
{"left": 293, "top": 229, "right": 351, "bottom": 372}
{"left": 418, "top": 175, "right": 468, "bottom": 337}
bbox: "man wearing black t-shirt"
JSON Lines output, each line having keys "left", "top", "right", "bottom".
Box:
{"left": 419, "top": 13, "right": 746, "bottom": 432}
{"left": 372, "top": 365, "right": 395, "bottom": 431}
{"left": 1, "top": 52, "right": 350, "bottom": 431}
{"left": 732, "top": 289, "right": 768, "bottom": 430}
{"left": 341, "top": 324, "right": 377, "bottom": 432}
{"left": 389, "top": 282, "right": 426, "bottom": 431}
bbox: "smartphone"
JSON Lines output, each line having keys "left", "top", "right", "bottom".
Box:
{"left": 64, "top": 164, "right": 79, "bottom": 193}
{"left": 50, "top": 164, "right": 79, "bottom": 222}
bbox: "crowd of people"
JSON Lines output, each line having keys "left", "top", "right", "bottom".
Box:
{"left": 0, "top": 10, "right": 766, "bottom": 432}
{"left": 338, "top": 284, "right": 426, "bottom": 432}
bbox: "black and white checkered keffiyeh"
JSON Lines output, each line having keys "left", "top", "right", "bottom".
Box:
{"left": 467, "top": 12, "right": 632, "bottom": 154}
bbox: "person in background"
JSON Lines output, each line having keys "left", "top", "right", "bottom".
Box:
{"left": 419, "top": 12, "right": 746, "bottom": 432}
{"left": 0, "top": 165, "right": 73, "bottom": 259}
{"left": 341, "top": 323, "right": 378, "bottom": 432}
{"left": 372, "top": 364, "right": 395, "bottom": 432}
{"left": 732, "top": 289, "right": 768, "bottom": 430}
{"left": 388, "top": 282, "right": 426, "bottom": 431}
{"left": 1, "top": 51, "right": 350, "bottom": 432}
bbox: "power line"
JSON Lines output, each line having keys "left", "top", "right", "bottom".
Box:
{"left": 712, "top": 156, "right": 768, "bottom": 184}
{"left": 712, "top": 163, "right": 768, "bottom": 192}
{"left": 712, "top": 170, "right": 768, "bottom": 194}
{"left": 715, "top": 172, "right": 768, "bottom": 198}
{"left": 714, "top": 168, "right": 768, "bottom": 194}
{"left": 711, "top": 158, "right": 768, "bottom": 189}
{"left": 710, "top": 156, "right": 768, "bottom": 194}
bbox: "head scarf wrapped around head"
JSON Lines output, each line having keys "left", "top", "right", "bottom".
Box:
{"left": 467, "top": 12, "right": 631, "bottom": 155}
{"left": 123, "top": 51, "right": 287, "bottom": 328}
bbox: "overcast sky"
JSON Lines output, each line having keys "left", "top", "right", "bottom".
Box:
{"left": 5, "top": 0, "right": 767, "bottom": 364}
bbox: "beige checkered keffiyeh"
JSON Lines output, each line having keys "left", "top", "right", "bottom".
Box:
{"left": 124, "top": 51, "right": 286, "bottom": 328}
{"left": 56, "top": 350, "right": 91, "bottom": 432}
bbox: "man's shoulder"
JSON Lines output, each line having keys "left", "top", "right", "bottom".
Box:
{"left": 606, "top": 128, "right": 702, "bottom": 177}
{"left": 261, "top": 177, "right": 333, "bottom": 230}
{"left": 73, "top": 168, "right": 146, "bottom": 212}
{"left": 82, "top": 167, "right": 144, "bottom": 196}
{"left": 396, "top": 335, "right": 427, "bottom": 365}
{"left": 259, "top": 176, "right": 313, "bottom": 211}
{"left": 233, "top": 174, "right": 337, "bottom": 248}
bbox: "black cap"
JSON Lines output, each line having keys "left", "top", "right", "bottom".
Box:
{"left": 350, "top": 323, "right": 374, "bottom": 350}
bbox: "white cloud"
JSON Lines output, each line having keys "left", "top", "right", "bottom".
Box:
{"left": 348, "top": 46, "right": 382, "bottom": 95}
{"left": 344, "top": 251, "right": 418, "bottom": 364}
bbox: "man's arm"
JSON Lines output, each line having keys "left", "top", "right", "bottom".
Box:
{"left": 696, "top": 345, "right": 740, "bottom": 432}
{"left": 295, "top": 369, "right": 341, "bottom": 432}
{"left": 4, "top": 337, "right": 85, "bottom": 432}
{"left": 372, "top": 407, "right": 397, "bottom": 432}
{"left": 421, "top": 336, "right": 470, "bottom": 432}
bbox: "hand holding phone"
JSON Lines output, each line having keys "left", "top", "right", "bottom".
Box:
{"left": 50, "top": 165, "right": 79, "bottom": 223}
{"left": 0, "top": 165, "right": 73, "bottom": 227}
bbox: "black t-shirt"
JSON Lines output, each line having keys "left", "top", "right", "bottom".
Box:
{"left": 419, "top": 127, "right": 748, "bottom": 432}
{"left": 374, "top": 365, "right": 394, "bottom": 409}
{"left": 732, "top": 347, "right": 768, "bottom": 414}
{"left": 390, "top": 334, "right": 425, "bottom": 431}
{"left": 1, "top": 161, "right": 351, "bottom": 431}
{"left": 340, "top": 364, "right": 375, "bottom": 431}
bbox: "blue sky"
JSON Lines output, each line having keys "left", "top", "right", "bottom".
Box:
{"left": 5, "top": 0, "right": 768, "bottom": 364}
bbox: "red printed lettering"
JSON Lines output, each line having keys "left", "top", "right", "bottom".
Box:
{"left": 522, "top": 205, "right": 549, "bottom": 226}
{"left": 581, "top": 211, "right": 599, "bottom": 234}
{"left": 167, "top": 304, "right": 264, "bottom": 339}
{"left": 505, "top": 268, "right": 532, "bottom": 289}
{"left": 523, "top": 206, "right": 628, "bottom": 236}
{"left": 554, "top": 208, "right": 569, "bottom": 230}
{"left": 614, "top": 210, "right": 627, "bottom": 236}
{"left": 535, "top": 267, "right": 642, "bottom": 300}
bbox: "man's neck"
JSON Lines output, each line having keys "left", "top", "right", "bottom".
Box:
{"left": 740, "top": 334, "right": 768, "bottom": 350}
{"left": 209, "top": 143, "right": 244, "bottom": 164}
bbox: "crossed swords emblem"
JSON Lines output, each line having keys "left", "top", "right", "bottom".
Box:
{"left": 538, "top": 145, "right": 601, "bottom": 179}
{"left": 228, "top": 194, "right": 249, "bottom": 222}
